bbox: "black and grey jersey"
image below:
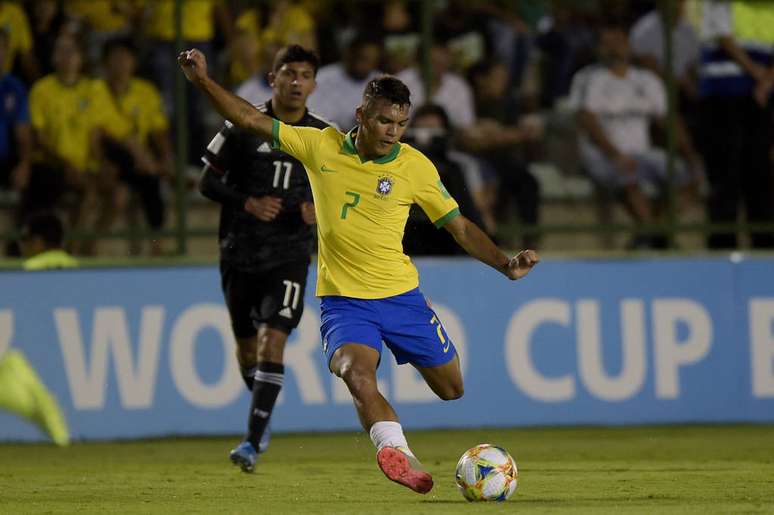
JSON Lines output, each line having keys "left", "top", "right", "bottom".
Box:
{"left": 202, "top": 100, "right": 331, "bottom": 272}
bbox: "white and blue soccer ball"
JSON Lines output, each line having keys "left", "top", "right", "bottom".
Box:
{"left": 455, "top": 444, "right": 519, "bottom": 502}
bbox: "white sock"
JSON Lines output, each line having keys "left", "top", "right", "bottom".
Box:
{"left": 369, "top": 421, "right": 415, "bottom": 458}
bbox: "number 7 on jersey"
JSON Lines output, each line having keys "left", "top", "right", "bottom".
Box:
{"left": 340, "top": 191, "right": 360, "bottom": 219}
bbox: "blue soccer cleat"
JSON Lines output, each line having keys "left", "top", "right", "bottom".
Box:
{"left": 229, "top": 441, "right": 257, "bottom": 473}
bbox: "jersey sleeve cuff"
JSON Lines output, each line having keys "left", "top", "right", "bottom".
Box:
{"left": 433, "top": 207, "right": 461, "bottom": 228}
{"left": 271, "top": 118, "right": 281, "bottom": 150}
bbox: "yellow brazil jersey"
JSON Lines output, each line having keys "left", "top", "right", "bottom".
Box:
{"left": 102, "top": 78, "right": 169, "bottom": 146}
{"left": 272, "top": 120, "right": 460, "bottom": 299}
{"left": 29, "top": 75, "right": 130, "bottom": 172}
{"left": 0, "top": 2, "right": 32, "bottom": 73}
{"left": 145, "top": 0, "right": 219, "bottom": 42}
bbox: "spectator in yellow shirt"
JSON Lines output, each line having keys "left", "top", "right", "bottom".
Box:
{"left": 100, "top": 37, "right": 173, "bottom": 255}
{"left": 24, "top": 32, "right": 130, "bottom": 253}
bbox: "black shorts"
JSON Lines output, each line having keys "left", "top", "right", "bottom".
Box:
{"left": 220, "top": 260, "right": 310, "bottom": 338}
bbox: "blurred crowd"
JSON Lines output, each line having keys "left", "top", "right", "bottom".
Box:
{"left": 1, "top": 0, "right": 773, "bottom": 256}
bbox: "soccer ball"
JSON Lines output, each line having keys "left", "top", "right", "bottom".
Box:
{"left": 454, "top": 444, "right": 518, "bottom": 502}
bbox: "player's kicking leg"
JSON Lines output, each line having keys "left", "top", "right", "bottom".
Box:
{"left": 381, "top": 289, "right": 464, "bottom": 402}
{"left": 366, "top": 287, "right": 464, "bottom": 491}
{"left": 0, "top": 350, "right": 69, "bottom": 445}
{"left": 414, "top": 354, "right": 464, "bottom": 401}
{"left": 328, "top": 343, "right": 433, "bottom": 494}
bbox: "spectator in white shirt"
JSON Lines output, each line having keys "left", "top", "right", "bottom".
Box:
{"left": 570, "top": 21, "right": 701, "bottom": 248}
{"left": 307, "top": 34, "right": 382, "bottom": 131}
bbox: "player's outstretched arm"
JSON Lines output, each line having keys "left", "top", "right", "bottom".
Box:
{"left": 444, "top": 215, "right": 539, "bottom": 280}
{"left": 178, "top": 48, "right": 273, "bottom": 140}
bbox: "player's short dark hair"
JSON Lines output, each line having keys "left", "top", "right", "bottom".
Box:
{"left": 102, "top": 36, "right": 138, "bottom": 61}
{"left": 412, "top": 104, "right": 451, "bottom": 131}
{"left": 272, "top": 44, "right": 320, "bottom": 76}
{"left": 21, "top": 212, "right": 65, "bottom": 248}
{"left": 362, "top": 76, "right": 411, "bottom": 110}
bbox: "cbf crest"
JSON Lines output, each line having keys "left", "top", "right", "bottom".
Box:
{"left": 375, "top": 175, "right": 394, "bottom": 198}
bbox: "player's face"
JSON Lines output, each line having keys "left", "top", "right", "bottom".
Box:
{"left": 270, "top": 61, "right": 316, "bottom": 111}
{"left": 357, "top": 99, "right": 410, "bottom": 156}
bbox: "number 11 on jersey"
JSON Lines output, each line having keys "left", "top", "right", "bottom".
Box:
{"left": 272, "top": 161, "right": 292, "bottom": 189}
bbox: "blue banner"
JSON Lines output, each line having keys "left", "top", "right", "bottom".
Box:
{"left": 1, "top": 257, "right": 773, "bottom": 441}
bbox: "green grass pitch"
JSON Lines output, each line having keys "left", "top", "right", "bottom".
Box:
{"left": 1, "top": 425, "right": 773, "bottom": 514}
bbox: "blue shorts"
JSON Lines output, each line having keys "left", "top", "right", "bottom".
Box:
{"left": 320, "top": 288, "right": 457, "bottom": 369}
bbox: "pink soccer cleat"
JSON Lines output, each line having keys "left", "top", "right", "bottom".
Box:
{"left": 376, "top": 447, "right": 434, "bottom": 494}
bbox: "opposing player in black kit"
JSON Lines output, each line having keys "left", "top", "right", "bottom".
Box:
{"left": 199, "top": 45, "right": 330, "bottom": 472}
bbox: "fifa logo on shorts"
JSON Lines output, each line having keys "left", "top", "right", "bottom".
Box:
{"left": 376, "top": 176, "right": 394, "bottom": 198}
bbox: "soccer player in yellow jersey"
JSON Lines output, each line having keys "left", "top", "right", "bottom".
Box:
{"left": 179, "top": 48, "right": 539, "bottom": 494}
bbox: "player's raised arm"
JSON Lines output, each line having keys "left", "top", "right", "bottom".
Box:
{"left": 178, "top": 48, "right": 273, "bottom": 140}
{"left": 443, "top": 215, "right": 539, "bottom": 281}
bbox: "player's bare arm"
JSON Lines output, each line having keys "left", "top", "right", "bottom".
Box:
{"left": 178, "top": 48, "right": 274, "bottom": 140}
{"left": 443, "top": 215, "right": 539, "bottom": 280}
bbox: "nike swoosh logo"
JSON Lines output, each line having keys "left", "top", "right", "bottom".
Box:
{"left": 321, "top": 165, "right": 338, "bottom": 173}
